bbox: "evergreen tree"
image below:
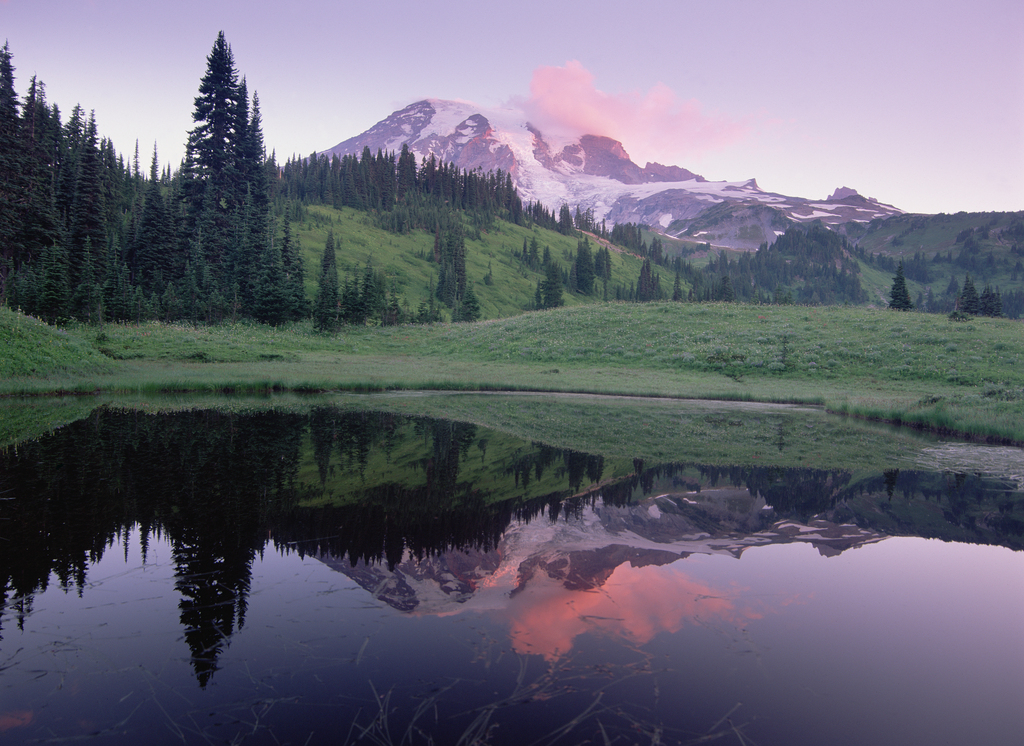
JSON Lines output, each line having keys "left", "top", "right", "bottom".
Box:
{"left": 102, "top": 245, "right": 132, "bottom": 322}
{"left": 980, "top": 284, "right": 1002, "bottom": 317}
{"left": 71, "top": 237, "right": 103, "bottom": 322}
{"left": 253, "top": 242, "right": 288, "bottom": 325}
{"left": 672, "top": 271, "right": 683, "bottom": 301}
{"left": 959, "top": 273, "right": 980, "bottom": 314}
{"left": 313, "top": 231, "right": 339, "bottom": 332}
{"left": 636, "top": 259, "right": 662, "bottom": 302}
{"left": 888, "top": 261, "right": 913, "bottom": 310}
{"left": 184, "top": 33, "right": 240, "bottom": 204}
{"left": 434, "top": 221, "right": 466, "bottom": 307}
{"left": 182, "top": 32, "right": 269, "bottom": 303}
{"left": 397, "top": 143, "right": 417, "bottom": 201}
{"left": 382, "top": 279, "right": 403, "bottom": 326}
{"left": 574, "top": 237, "right": 595, "bottom": 294}
{"left": 717, "top": 275, "right": 736, "bottom": 302}
{"left": 0, "top": 42, "right": 27, "bottom": 302}
{"left": 278, "top": 216, "right": 307, "bottom": 320}
{"left": 67, "top": 112, "right": 107, "bottom": 290}
{"left": 17, "top": 75, "right": 60, "bottom": 279}
{"left": 557, "top": 203, "right": 575, "bottom": 235}
{"left": 542, "top": 259, "right": 563, "bottom": 308}
{"left": 359, "top": 260, "right": 386, "bottom": 323}
{"left": 37, "top": 242, "right": 70, "bottom": 323}
{"left": 458, "top": 283, "right": 481, "bottom": 322}
{"left": 132, "top": 146, "right": 172, "bottom": 293}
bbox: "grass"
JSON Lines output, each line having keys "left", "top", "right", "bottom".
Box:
{"left": 0, "top": 306, "right": 115, "bottom": 378}
{"left": 3, "top": 302, "right": 1023, "bottom": 442}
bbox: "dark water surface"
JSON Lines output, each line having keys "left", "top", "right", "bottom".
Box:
{"left": 1, "top": 401, "right": 1022, "bottom": 745}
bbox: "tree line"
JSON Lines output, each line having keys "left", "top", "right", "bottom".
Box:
{"left": 1, "top": 34, "right": 287, "bottom": 325}
{"left": 0, "top": 35, "right": 546, "bottom": 328}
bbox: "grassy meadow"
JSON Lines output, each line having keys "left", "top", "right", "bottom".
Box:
{"left": 3, "top": 301, "right": 1023, "bottom": 443}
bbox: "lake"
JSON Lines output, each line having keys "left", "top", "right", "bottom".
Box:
{"left": 1, "top": 394, "right": 1022, "bottom": 745}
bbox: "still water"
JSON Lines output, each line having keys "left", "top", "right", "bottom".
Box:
{"left": 1, "top": 398, "right": 1022, "bottom": 745}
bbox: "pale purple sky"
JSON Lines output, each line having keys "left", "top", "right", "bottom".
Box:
{"left": 3, "top": 0, "right": 1022, "bottom": 214}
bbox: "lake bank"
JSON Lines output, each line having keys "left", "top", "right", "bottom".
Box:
{"left": 3, "top": 302, "right": 1023, "bottom": 443}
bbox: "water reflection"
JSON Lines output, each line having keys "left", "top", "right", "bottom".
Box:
{"left": 1, "top": 401, "right": 1022, "bottom": 744}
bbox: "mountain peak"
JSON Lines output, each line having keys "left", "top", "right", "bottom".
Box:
{"left": 827, "top": 186, "right": 860, "bottom": 201}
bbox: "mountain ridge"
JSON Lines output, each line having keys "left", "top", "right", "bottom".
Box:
{"left": 323, "top": 98, "right": 903, "bottom": 250}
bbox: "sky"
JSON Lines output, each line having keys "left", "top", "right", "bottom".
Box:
{"left": 2, "top": 0, "right": 1022, "bottom": 215}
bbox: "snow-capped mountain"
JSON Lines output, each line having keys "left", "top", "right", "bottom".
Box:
{"left": 323, "top": 99, "right": 902, "bottom": 249}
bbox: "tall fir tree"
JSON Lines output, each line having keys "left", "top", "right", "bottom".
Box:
{"left": 959, "top": 273, "right": 980, "bottom": 314}
{"left": 253, "top": 241, "right": 288, "bottom": 326}
{"left": 717, "top": 275, "right": 735, "bottom": 302}
{"left": 132, "top": 146, "right": 172, "bottom": 293}
{"left": 397, "top": 143, "right": 417, "bottom": 201}
{"left": 458, "top": 283, "right": 481, "bottom": 322}
{"left": 182, "top": 31, "right": 269, "bottom": 305}
{"left": 278, "top": 216, "right": 307, "bottom": 320}
{"left": 542, "top": 259, "right": 563, "bottom": 308}
{"left": 574, "top": 237, "right": 595, "bottom": 295}
{"left": 979, "top": 284, "right": 1002, "bottom": 317}
{"left": 672, "top": 271, "right": 683, "bottom": 301}
{"left": 313, "top": 231, "right": 339, "bottom": 332}
{"left": 0, "top": 42, "right": 27, "bottom": 302}
{"left": 67, "top": 112, "right": 107, "bottom": 291}
{"left": 888, "top": 261, "right": 913, "bottom": 310}
{"left": 17, "top": 76, "right": 60, "bottom": 275}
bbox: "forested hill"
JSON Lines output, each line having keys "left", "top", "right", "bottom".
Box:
{"left": 0, "top": 35, "right": 656, "bottom": 327}
{"left": 681, "top": 224, "right": 869, "bottom": 305}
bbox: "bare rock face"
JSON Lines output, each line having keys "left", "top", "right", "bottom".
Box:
{"left": 456, "top": 123, "right": 518, "bottom": 174}
{"left": 579, "top": 135, "right": 645, "bottom": 183}
{"left": 642, "top": 162, "right": 705, "bottom": 183}
{"left": 828, "top": 186, "right": 860, "bottom": 201}
{"left": 528, "top": 133, "right": 704, "bottom": 185}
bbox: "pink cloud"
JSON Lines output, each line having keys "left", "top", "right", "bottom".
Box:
{"left": 521, "top": 61, "right": 748, "bottom": 166}
{"left": 503, "top": 562, "right": 764, "bottom": 661}
{"left": 0, "top": 710, "right": 34, "bottom": 732}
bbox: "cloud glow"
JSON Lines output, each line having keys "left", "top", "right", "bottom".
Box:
{"left": 522, "top": 61, "right": 748, "bottom": 166}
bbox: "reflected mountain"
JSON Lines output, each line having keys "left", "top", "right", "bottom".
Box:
{"left": 317, "top": 486, "right": 886, "bottom": 618}
{"left": 2, "top": 403, "right": 1022, "bottom": 684}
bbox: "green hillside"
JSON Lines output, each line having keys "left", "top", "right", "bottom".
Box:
{"left": 846, "top": 211, "right": 1024, "bottom": 315}
{"left": 287, "top": 204, "right": 650, "bottom": 321}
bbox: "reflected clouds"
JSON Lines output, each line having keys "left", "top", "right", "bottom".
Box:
{"left": 503, "top": 561, "right": 766, "bottom": 661}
